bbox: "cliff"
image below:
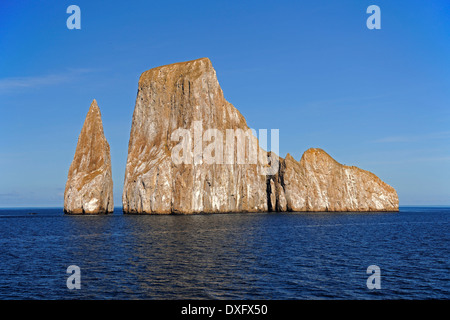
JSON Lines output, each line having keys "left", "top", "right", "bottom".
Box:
{"left": 123, "top": 58, "right": 399, "bottom": 213}
{"left": 123, "top": 58, "right": 269, "bottom": 213}
{"left": 268, "top": 149, "right": 399, "bottom": 212}
{"left": 64, "top": 99, "right": 114, "bottom": 214}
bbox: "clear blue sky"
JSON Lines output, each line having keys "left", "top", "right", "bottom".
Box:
{"left": 1, "top": 0, "right": 449, "bottom": 207}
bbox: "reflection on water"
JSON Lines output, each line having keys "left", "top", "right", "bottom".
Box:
{"left": 0, "top": 208, "right": 448, "bottom": 299}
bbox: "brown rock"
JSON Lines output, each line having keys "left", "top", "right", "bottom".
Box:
{"left": 123, "top": 58, "right": 269, "bottom": 213}
{"left": 123, "top": 58, "right": 398, "bottom": 213}
{"left": 64, "top": 99, "right": 114, "bottom": 214}
{"left": 268, "top": 149, "right": 399, "bottom": 212}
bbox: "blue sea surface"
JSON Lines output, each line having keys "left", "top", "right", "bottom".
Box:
{"left": 0, "top": 207, "right": 448, "bottom": 299}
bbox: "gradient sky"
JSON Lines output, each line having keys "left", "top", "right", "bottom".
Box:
{"left": 0, "top": 0, "right": 449, "bottom": 207}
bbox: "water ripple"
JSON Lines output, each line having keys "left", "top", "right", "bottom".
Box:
{"left": 0, "top": 207, "right": 448, "bottom": 299}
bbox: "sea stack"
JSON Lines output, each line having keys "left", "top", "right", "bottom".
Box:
{"left": 123, "top": 58, "right": 398, "bottom": 213}
{"left": 64, "top": 99, "right": 114, "bottom": 214}
{"left": 267, "top": 149, "right": 399, "bottom": 212}
{"left": 123, "top": 58, "right": 268, "bottom": 213}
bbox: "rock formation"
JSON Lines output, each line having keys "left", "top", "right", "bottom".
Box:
{"left": 267, "top": 149, "right": 399, "bottom": 212}
{"left": 123, "top": 58, "right": 268, "bottom": 213}
{"left": 64, "top": 99, "right": 114, "bottom": 214}
{"left": 123, "top": 58, "right": 399, "bottom": 213}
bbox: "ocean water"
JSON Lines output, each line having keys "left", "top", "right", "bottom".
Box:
{"left": 0, "top": 207, "right": 448, "bottom": 300}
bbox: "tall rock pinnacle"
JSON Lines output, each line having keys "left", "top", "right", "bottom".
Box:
{"left": 123, "top": 58, "right": 269, "bottom": 213}
{"left": 64, "top": 99, "right": 114, "bottom": 214}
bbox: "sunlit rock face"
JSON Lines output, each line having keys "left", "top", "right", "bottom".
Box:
{"left": 123, "top": 58, "right": 398, "bottom": 214}
{"left": 268, "top": 149, "right": 399, "bottom": 212}
{"left": 123, "top": 58, "right": 268, "bottom": 214}
{"left": 64, "top": 99, "right": 114, "bottom": 214}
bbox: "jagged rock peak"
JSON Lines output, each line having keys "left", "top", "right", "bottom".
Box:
{"left": 268, "top": 148, "right": 399, "bottom": 212}
{"left": 64, "top": 99, "right": 114, "bottom": 214}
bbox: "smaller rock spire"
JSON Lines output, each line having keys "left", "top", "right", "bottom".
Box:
{"left": 64, "top": 99, "right": 114, "bottom": 214}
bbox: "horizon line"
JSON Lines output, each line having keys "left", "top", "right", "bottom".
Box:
{"left": 0, "top": 205, "right": 449, "bottom": 209}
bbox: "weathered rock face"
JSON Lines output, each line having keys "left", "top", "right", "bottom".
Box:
{"left": 268, "top": 149, "right": 399, "bottom": 212}
{"left": 123, "top": 58, "right": 269, "bottom": 213}
{"left": 64, "top": 99, "right": 114, "bottom": 214}
{"left": 123, "top": 58, "right": 398, "bottom": 213}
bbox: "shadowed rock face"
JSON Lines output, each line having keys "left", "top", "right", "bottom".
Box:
{"left": 64, "top": 100, "right": 113, "bottom": 214}
{"left": 123, "top": 58, "right": 399, "bottom": 214}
